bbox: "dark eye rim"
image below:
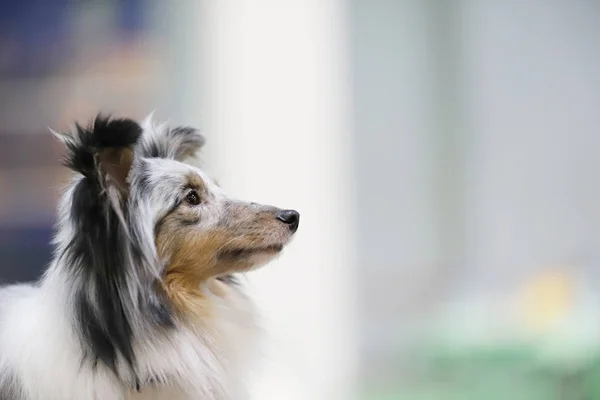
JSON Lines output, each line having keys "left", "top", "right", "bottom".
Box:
{"left": 185, "top": 189, "right": 200, "bottom": 206}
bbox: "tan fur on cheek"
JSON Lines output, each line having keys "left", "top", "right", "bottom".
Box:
{"left": 156, "top": 222, "right": 217, "bottom": 318}
{"left": 155, "top": 217, "right": 254, "bottom": 317}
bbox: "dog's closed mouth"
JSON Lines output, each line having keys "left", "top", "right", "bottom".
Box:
{"left": 218, "top": 245, "right": 283, "bottom": 259}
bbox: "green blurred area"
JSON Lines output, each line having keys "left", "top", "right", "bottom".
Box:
{"left": 362, "top": 342, "right": 600, "bottom": 400}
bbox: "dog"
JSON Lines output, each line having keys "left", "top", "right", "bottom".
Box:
{"left": 0, "top": 115, "right": 299, "bottom": 399}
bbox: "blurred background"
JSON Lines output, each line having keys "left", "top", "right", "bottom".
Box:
{"left": 1, "top": 1, "right": 600, "bottom": 399}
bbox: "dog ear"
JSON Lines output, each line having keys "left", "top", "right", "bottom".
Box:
{"left": 139, "top": 114, "right": 205, "bottom": 161}
{"left": 55, "top": 115, "right": 143, "bottom": 197}
{"left": 95, "top": 146, "right": 136, "bottom": 196}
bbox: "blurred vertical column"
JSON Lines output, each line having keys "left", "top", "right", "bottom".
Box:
{"left": 351, "top": 1, "right": 457, "bottom": 389}
{"left": 160, "top": 1, "right": 358, "bottom": 399}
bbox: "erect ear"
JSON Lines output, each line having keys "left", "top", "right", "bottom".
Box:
{"left": 138, "top": 114, "right": 205, "bottom": 161}
{"left": 95, "top": 146, "right": 135, "bottom": 195}
{"left": 55, "top": 115, "right": 143, "bottom": 197}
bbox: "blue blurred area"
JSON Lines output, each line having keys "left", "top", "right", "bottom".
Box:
{"left": 0, "top": 0, "right": 69, "bottom": 76}
{"left": 118, "top": 0, "right": 145, "bottom": 38}
{"left": 0, "top": 0, "right": 146, "bottom": 77}
{"left": 0, "top": 226, "right": 52, "bottom": 283}
{"left": 0, "top": 0, "right": 69, "bottom": 44}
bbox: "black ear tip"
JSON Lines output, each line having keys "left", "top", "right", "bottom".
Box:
{"left": 91, "top": 115, "right": 143, "bottom": 149}
{"left": 64, "top": 114, "right": 143, "bottom": 177}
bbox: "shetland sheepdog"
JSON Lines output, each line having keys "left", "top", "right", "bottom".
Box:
{"left": 0, "top": 115, "right": 299, "bottom": 399}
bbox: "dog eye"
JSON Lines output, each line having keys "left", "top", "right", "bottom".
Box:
{"left": 185, "top": 190, "right": 200, "bottom": 206}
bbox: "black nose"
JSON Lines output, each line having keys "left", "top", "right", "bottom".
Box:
{"left": 276, "top": 209, "right": 300, "bottom": 233}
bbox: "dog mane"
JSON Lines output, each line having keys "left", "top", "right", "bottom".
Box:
{"left": 54, "top": 115, "right": 173, "bottom": 378}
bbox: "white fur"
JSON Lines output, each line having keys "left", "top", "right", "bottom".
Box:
{"left": 0, "top": 268, "right": 261, "bottom": 399}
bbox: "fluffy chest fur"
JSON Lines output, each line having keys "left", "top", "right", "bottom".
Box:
{"left": 0, "top": 278, "right": 260, "bottom": 400}
{"left": 126, "top": 279, "right": 261, "bottom": 400}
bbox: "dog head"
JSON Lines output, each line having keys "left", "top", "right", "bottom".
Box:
{"left": 133, "top": 117, "right": 299, "bottom": 306}
{"left": 54, "top": 114, "right": 299, "bottom": 320}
